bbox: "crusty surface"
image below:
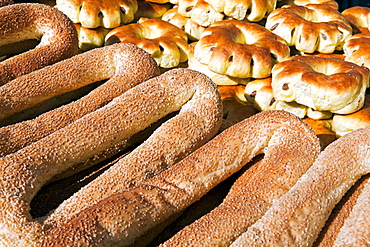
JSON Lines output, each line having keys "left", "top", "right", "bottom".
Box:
{"left": 342, "top": 6, "right": 370, "bottom": 33}
{"left": 344, "top": 33, "right": 370, "bottom": 68}
{"left": 0, "top": 43, "right": 158, "bottom": 121}
{"left": 41, "top": 110, "right": 320, "bottom": 246}
{"left": 266, "top": 4, "right": 352, "bottom": 53}
{"left": 193, "top": 19, "right": 290, "bottom": 79}
{"left": 272, "top": 55, "right": 370, "bottom": 114}
{"left": 204, "top": 0, "right": 277, "bottom": 21}
{"left": 231, "top": 125, "right": 370, "bottom": 246}
{"left": 160, "top": 111, "right": 320, "bottom": 246}
{"left": 333, "top": 93, "right": 370, "bottom": 137}
{"left": 105, "top": 18, "right": 189, "bottom": 68}
{"left": 0, "top": 3, "right": 79, "bottom": 86}
{"left": 56, "top": 0, "right": 138, "bottom": 28}
{"left": 0, "top": 68, "right": 222, "bottom": 246}
{"left": 0, "top": 43, "right": 160, "bottom": 157}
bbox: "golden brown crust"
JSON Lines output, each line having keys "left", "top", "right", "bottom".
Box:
{"left": 160, "top": 113, "right": 320, "bottom": 246}
{"left": 161, "top": 6, "right": 206, "bottom": 41}
{"left": 105, "top": 18, "right": 189, "bottom": 68}
{"left": 193, "top": 19, "right": 290, "bottom": 79}
{"left": 342, "top": 6, "right": 370, "bottom": 34}
{"left": 0, "top": 68, "right": 222, "bottom": 245}
{"left": 74, "top": 23, "right": 111, "bottom": 51}
{"left": 41, "top": 110, "right": 320, "bottom": 246}
{"left": 344, "top": 33, "right": 370, "bottom": 68}
{"left": 204, "top": 0, "right": 277, "bottom": 21}
{"left": 0, "top": 43, "right": 157, "bottom": 122}
{"left": 0, "top": 43, "right": 160, "bottom": 157}
{"left": 266, "top": 4, "right": 352, "bottom": 53}
{"left": 231, "top": 125, "right": 370, "bottom": 246}
{"left": 55, "top": 0, "right": 138, "bottom": 28}
{"left": 0, "top": 3, "right": 79, "bottom": 86}
{"left": 272, "top": 55, "right": 370, "bottom": 114}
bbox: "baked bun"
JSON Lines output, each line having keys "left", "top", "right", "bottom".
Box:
{"left": 344, "top": 33, "right": 370, "bottom": 68}
{"left": 191, "top": 20, "right": 290, "bottom": 83}
{"left": 104, "top": 18, "right": 189, "bottom": 68}
{"left": 188, "top": 42, "right": 250, "bottom": 85}
{"left": 244, "top": 77, "right": 332, "bottom": 119}
{"left": 204, "top": 0, "right": 277, "bottom": 22}
{"left": 74, "top": 23, "right": 110, "bottom": 51}
{"left": 266, "top": 4, "right": 352, "bottom": 53}
{"left": 332, "top": 94, "right": 370, "bottom": 137}
{"left": 342, "top": 6, "right": 370, "bottom": 33}
{"left": 272, "top": 55, "right": 370, "bottom": 115}
{"left": 176, "top": 0, "right": 224, "bottom": 27}
{"left": 162, "top": 6, "right": 206, "bottom": 41}
{"left": 55, "top": 0, "right": 138, "bottom": 28}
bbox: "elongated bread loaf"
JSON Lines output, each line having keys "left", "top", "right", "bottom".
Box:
{"left": 42, "top": 110, "right": 320, "bottom": 246}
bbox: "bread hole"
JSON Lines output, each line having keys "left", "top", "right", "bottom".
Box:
{"left": 250, "top": 58, "right": 254, "bottom": 66}
{"left": 98, "top": 11, "right": 103, "bottom": 18}
{"left": 298, "top": 35, "right": 302, "bottom": 44}
{"left": 321, "top": 33, "right": 327, "bottom": 40}
{"left": 250, "top": 90, "right": 257, "bottom": 97}
{"left": 291, "top": 27, "right": 295, "bottom": 37}
{"left": 269, "top": 97, "right": 276, "bottom": 106}
{"left": 282, "top": 83, "right": 289, "bottom": 90}
{"left": 185, "top": 6, "right": 193, "bottom": 12}
{"left": 181, "top": 25, "right": 185, "bottom": 31}
{"left": 210, "top": 46, "right": 215, "bottom": 51}
{"left": 159, "top": 45, "right": 165, "bottom": 52}
{"left": 228, "top": 55, "right": 234, "bottom": 62}
{"left": 246, "top": 8, "right": 251, "bottom": 15}
{"left": 270, "top": 23, "right": 279, "bottom": 31}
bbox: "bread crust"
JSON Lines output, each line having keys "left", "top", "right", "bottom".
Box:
{"left": 0, "top": 3, "right": 79, "bottom": 86}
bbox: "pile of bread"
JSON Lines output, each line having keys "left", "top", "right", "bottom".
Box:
{"left": 1, "top": 0, "right": 370, "bottom": 246}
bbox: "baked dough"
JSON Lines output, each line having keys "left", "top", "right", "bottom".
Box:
{"left": 104, "top": 18, "right": 189, "bottom": 68}
{"left": 192, "top": 19, "right": 290, "bottom": 81}
{"left": 55, "top": 0, "right": 138, "bottom": 28}
{"left": 271, "top": 55, "right": 369, "bottom": 114}
{"left": 342, "top": 6, "right": 370, "bottom": 33}
{"left": 344, "top": 33, "right": 370, "bottom": 68}
{"left": 266, "top": 4, "right": 352, "bottom": 53}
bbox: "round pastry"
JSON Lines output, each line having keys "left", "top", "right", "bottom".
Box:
{"left": 104, "top": 17, "right": 189, "bottom": 68}
{"left": 343, "top": 33, "right": 370, "bottom": 68}
{"left": 192, "top": 19, "right": 290, "bottom": 82}
{"left": 55, "top": 0, "right": 138, "bottom": 28}
{"left": 0, "top": 3, "right": 79, "bottom": 86}
{"left": 265, "top": 4, "right": 352, "bottom": 53}
{"left": 161, "top": 6, "right": 206, "bottom": 41}
{"left": 342, "top": 6, "right": 370, "bottom": 33}
{"left": 271, "top": 55, "right": 370, "bottom": 114}
{"left": 332, "top": 94, "right": 370, "bottom": 137}
{"left": 204, "top": 0, "right": 277, "bottom": 22}
{"left": 176, "top": 0, "right": 224, "bottom": 27}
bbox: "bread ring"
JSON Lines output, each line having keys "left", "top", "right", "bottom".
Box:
{"left": 41, "top": 110, "right": 319, "bottom": 246}
{"left": 159, "top": 114, "right": 320, "bottom": 246}
{"left": 343, "top": 33, "right": 370, "bottom": 68}
{"left": 0, "top": 43, "right": 160, "bottom": 157}
{"left": 55, "top": 0, "right": 138, "bottom": 28}
{"left": 161, "top": 6, "right": 206, "bottom": 41}
{"left": 0, "top": 3, "right": 79, "bottom": 86}
{"left": 342, "top": 6, "right": 370, "bottom": 33}
{"left": 230, "top": 125, "right": 370, "bottom": 246}
{"left": 271, "top": 55, "right": 370, "bottom": 114}
{"left": 266, "top": 4, "right": 352, "bottom": 53}
{"left": 192, "top": 19, "right": 290, "bottom": 80}
{"left": 0, "top": 42, "right": 160, "bottom": 122}
{"left": 104, "top": 18, "right": 189, "bottom": 68}
{"left": 0, "top": 68, "right": 222, "bottom": 245}
{"left": 204, "top": 0, "right": 276, "bottom": 21}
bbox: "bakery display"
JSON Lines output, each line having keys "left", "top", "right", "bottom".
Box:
{"left": 2, "top": 0, "right": 370, "bottom": 245}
